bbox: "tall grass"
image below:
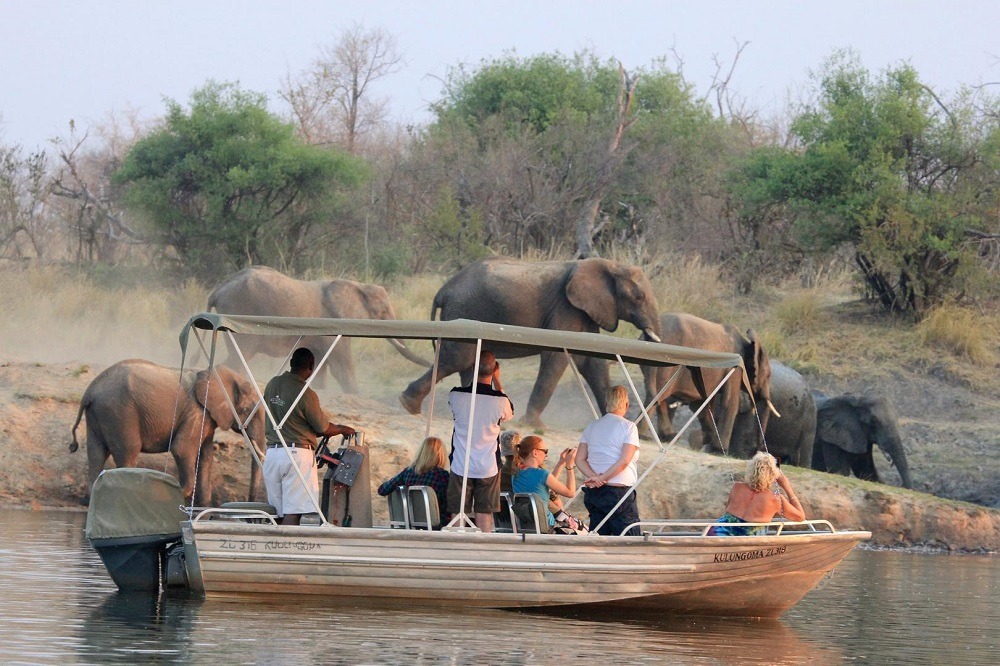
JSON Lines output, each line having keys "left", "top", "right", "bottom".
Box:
{"left": 918, "top": 305, "right": 997, "bottom": 364}
{"left": 0, "top": 266, "right": 207, "bottom": 366}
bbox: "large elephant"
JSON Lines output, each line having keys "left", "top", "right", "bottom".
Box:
{"left": 399, "top": 257, "right": 662, "bottom": 427}
{"left": 207, "top": 266, "right": 429, "bottom": 393}
{"left": 642, "top": 313, "right": 775, "bottom": 453}
{"left": 730, "top": 361, "right": 815, "bottom": 466}
{"left": 69, "top": 359, "right": 266, "bottom": 504}
{"left": 813, "top": 393, "right": 913, "bottom": 488}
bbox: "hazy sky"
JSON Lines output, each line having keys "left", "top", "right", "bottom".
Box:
{"left": 3, "top": 1, "right": 999, "bottom": 149}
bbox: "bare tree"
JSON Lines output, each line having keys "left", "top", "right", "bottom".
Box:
{"left": 574, "top": 63, "right": 637, "bottom": 258}
{"left": 50, "top": 116, "right": 146, "bottom": 263}
{"left": 0, "top": 142, "right": 52, "bottom": 261}
{"left": 280, "top": 23, "right": 403, "bottom": 153}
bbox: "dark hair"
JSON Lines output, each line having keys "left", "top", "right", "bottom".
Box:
{"left": 290, "top": 347, "right": 315, "bottom": 372}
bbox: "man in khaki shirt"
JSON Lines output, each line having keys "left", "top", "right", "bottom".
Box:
{"left": 263, "top": 347, "right": 355, "bottom": 525}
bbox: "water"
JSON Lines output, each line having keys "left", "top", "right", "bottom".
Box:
{"left": 0, "top": 510, "right": 995, "bottom": 665}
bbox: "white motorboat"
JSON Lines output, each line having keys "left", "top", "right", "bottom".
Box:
{"left": 87, "top": 313, "right": 869, "bottom": 618}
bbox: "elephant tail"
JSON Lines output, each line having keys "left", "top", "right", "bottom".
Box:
{"left": 69, "top": 399, "right": 88, "bottom": 453}
{"left": 430, "top": 295, "right": 442, "bottom": 322}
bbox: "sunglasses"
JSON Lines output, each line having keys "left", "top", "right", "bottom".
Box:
{"left": 534, "top": 448, "right": 548, "bottom": 455}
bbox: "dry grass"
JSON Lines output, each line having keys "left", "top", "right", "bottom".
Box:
{"left": 917, "top": 305, "right": 997, "bottom": 365}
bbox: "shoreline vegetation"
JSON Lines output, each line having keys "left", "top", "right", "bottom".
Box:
{"left": 0, "top": 264, "right": 997, "bottom": 554}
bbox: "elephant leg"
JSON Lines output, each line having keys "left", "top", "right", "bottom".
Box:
{"left": 821, "top": 443, "right": 853, "bottom": 477}
{"left": 579, "top": 355, "right": 610, "bottom": 413}
{"left": 853, "top": 453, "right": 880, "bottom": 482}
{"left": 191, "top": 439, "right": 216, "bottom": 506}
{"left": 400, "top": 342, "right": 469, "bottom": 415}
{"left": 523, "top": 351, "right": 570, "bottom": 428}
{"left": 84, "top": 421, "right": 110, "bottom": 501}
{"left": 697, "top": 406, "right": 725, "bottom": 454}
{"left": 329, "top": 339, "right": 359, "bottom": 394}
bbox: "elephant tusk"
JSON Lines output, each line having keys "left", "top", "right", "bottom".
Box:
{"left": 642, "top": 328, "right": 662, "bottom": 343}
{"left": 767, "top": 400, "right": 782, "bottom": 418}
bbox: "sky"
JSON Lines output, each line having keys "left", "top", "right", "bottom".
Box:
{"left": 2, "top": 0, "right": 1000, "bottom": 150}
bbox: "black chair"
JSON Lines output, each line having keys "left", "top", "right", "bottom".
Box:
{"left": 511, "top": 492, "right": 550, "bottom": 534}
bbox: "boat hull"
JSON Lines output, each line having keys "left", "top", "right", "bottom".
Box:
{"left": 183, "top": 521, "right": 868, "bottom": 618}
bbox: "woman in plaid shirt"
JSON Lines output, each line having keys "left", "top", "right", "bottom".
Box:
{"left": 377, "top": 436, "right": 450, "bottom": 520}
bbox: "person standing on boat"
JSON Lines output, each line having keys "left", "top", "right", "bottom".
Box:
{"left": 576, "top": 385, "right": 642, "bottom": 536}
{"left": 448, "top": 351, "right": 513, "bottom": 533}
{"left": 262, "top": 347, "right": 356, "bottom": 526}
{"left": 708, "top": 451, "right": 805, "bottom": 536}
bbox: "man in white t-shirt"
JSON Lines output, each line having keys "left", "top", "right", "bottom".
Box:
{"left": 576, "top": 384, "right": 642, "bottom": 536}
{"left": 448, "top": 351, "right": 514, "bottom": 532}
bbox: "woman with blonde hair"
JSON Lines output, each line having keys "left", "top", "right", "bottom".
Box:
{"left": 377, "top": 436, "right": 450, "bottom": 522}
{"left": 708, "top": 451, "right": 805, "bottom": 536}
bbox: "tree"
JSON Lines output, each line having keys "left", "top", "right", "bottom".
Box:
{"left": 50, "top": 115, "right": 147, "bottom": 264}
{"left": 420, "top": 51, "right": 722, "bottom": 262}
{"left": 115, "top": 82, "right": 366, "bottom": 279}
{"left": 0, "top": 142, "right": 51, "bottom": 261}
{"left": 279, "top": 24, "right": 402, "bottom": 153}
{"left": 726, "top": 52, "right": 1000, "bottom": 313}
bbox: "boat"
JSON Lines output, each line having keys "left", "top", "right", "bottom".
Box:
{"left": 87, "top": 312, "right": 869, "bottom": 618}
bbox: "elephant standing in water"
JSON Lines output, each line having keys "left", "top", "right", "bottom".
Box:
{"left": 400, "top": 257, "right": 662, "bottom": 428}
{"left": 642, "top": 313, "right": 775, "bottom": 453}
{"left": 813, "top": 393, "right": 913, "bottom": 488}
{"left": 208, "top": 266, "right": 429, "bottom": 393}
{"left": 730, "top": 361, "right": 815, "bottom": 466}
{"left": 69, "top": 359, "right": 266, "bottom": 504}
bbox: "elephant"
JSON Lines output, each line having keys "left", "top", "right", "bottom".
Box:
{"left": 641, "top": 313, "right": 775, "bottom": 453}
{"left": 207, "top": 266, "right": 430, "bottom": 393}
{"left": 69, "top": 359, "right": 266, "bottom": 504}
{"left": 730, "top": 361, "right": 815, "bottom": 466}
{"left": 399, "top": 257, "right": 662, "bottom": 428}
{"left": 812, "top": 392, "right": 913, "bottom": 488}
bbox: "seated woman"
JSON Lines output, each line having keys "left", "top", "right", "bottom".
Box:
{"left": 377, "top": 436, "right": 450, "bottom": 524}
{"left": 708, "top": 451, "right": 805, "bottom": 536}
{"left": 510, "top": 435, "right": 577, "bottom": 532}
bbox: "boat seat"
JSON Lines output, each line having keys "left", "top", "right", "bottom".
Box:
{"left": 407, "top": 485, "right": 440, "bottom": 530}
{"left": 219, "top": 501, "right": 278, "bottom": 524}
{"left": 387, "top": 487, "right": 410, "bottom": 529}
{"left": 495, "top": 492, "right": 518, "bottom": 533}
{"left": 511, "top": 493, "right": 549, "bottom": 534}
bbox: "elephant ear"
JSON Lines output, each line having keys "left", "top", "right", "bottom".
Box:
{"left": 817, "top": 398, "right": 869, "bottom": 455}
{"left": 566, "top": 259, "right": 618, "bottom": 331}
{"left": 193, "top": 369, "right": 236, "bottom": 431}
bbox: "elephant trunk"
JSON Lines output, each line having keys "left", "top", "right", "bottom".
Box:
{"left": 389, "top": 338, "right": 432, "bottom": 367}
{"left": 877, "top": 423, "right": 912, "bottom": 489}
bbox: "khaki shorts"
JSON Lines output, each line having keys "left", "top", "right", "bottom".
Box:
{"left": 447, "top": 471, "right": 500, "bottom": 514}
{"left": 263, "top": 447, "right": 319, "bottom": 517}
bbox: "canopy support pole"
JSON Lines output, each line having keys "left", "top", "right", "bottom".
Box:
{"left": 590, "top": 366, "right": 739, "bottom": 536}
{"left": 444, "top": 339, "right": 482, "bottom": 531}
{"left": 423, "top": 338, "right": 442, "bottom": 439}
{"left": 564, "top": 348, "right": 600, "bottom": 421}
{"left": 224, "top": 331, "right": 340, "bottom": 525}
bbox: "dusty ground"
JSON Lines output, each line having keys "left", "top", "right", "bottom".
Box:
{"left": 2, "top": 357, "right": 997, "bottom": 553}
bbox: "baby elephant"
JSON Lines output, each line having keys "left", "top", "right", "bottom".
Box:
{"left": 69, "top": 359, "right": 266, "bottom": 505}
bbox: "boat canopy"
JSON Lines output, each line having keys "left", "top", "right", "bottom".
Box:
{"left": 181, "top": 312, "right": 749, "bottom": 374}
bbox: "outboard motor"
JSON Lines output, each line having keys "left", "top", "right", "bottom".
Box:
{"left": 86, "top": 468, "right": 186, "bottom": 592}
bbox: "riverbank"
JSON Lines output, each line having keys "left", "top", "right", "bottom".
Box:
{"left": 3, "top": 359, "right": 997, "bottom": 553}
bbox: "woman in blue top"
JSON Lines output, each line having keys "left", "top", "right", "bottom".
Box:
{"left": 511, "top": 435, "right": 576, "bottom": 530}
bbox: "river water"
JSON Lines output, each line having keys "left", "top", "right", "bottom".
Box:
{"left": 0, "top": 510, "right": 995, "bottom": 665}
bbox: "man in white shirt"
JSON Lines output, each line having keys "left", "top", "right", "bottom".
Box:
{"left": 576, "top": 385, "right": 642, "bottom": 536}
{"left": 448, "top": 351, "right": 514, "bottom": 532}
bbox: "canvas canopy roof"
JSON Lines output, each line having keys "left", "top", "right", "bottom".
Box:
{"left": 181, "top": 312, "right": 748, "bottom": 375}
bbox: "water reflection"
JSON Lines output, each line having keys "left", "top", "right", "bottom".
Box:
{"left": 0, "top": 509, "right": 996, "bottom": 665}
